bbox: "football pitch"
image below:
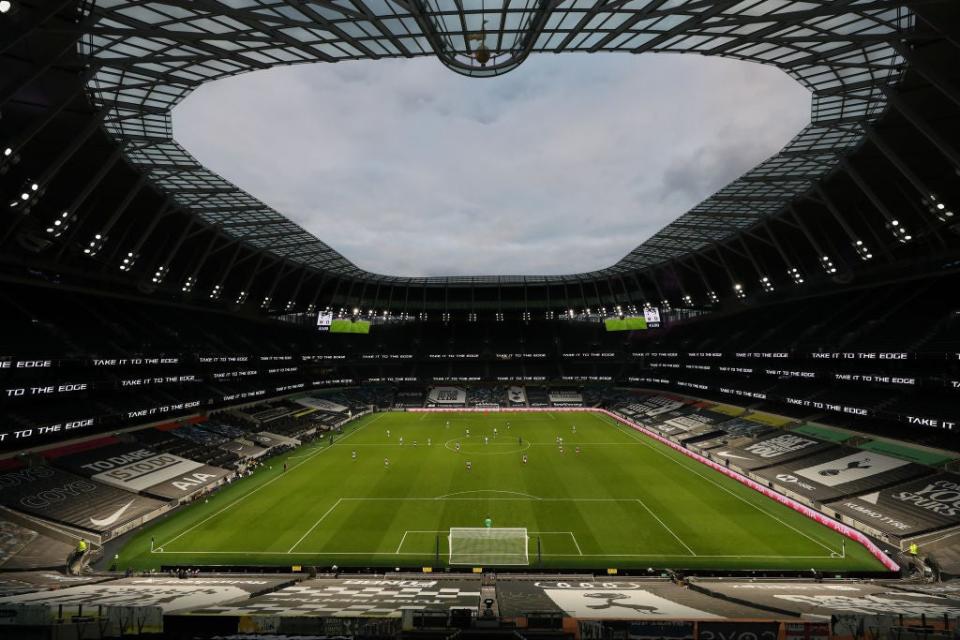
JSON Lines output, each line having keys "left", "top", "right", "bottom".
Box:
{"left": 118, "top": 411, "right": 887, "bottom": 572}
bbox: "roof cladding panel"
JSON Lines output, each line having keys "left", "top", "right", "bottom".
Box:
{"left": 80, "top": 0, "right": 913, "bottom": 284}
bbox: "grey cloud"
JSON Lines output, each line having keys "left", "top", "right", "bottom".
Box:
{"left": 173, "top": 53, "right": 808, "bottom": 277}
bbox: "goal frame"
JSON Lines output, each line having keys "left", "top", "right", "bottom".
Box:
{"left": 447, "top": 527, "right": 529, "bottom": 566}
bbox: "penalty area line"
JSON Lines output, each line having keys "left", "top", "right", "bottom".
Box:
{"left": 602, "top": 416, "right": 840, "bottom": 557}
{"left": 288, "top": 498, "right": 343, "bottom": 553}
{"left": 635, "top": 497, "right": 696, "bottom": 557}
{"left": 155, "top": 413, "right": 382, "bottom": 553}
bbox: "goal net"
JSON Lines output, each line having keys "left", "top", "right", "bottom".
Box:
{"left": 448, "top": 527, "right": 529, "bottom": 566}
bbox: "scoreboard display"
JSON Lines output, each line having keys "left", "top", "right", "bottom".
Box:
{"left": 643, "top": 307, "right": 662, "bottom": 328}
{"left": 316, "top": 311, "right": 333, "bottom": 331}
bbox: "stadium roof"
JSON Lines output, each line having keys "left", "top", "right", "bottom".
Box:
{"left": 1, "top": 0, "right": 958, "bottom": 313}
{"left": 82, "top": 0, "right": 908, "bottom": 283}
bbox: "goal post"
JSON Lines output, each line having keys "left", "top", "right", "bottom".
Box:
{"left": 448, "top": 527, "right": 529, "bottom": 566}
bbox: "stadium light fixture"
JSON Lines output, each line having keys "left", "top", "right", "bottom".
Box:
{"left": 0, "top": 2, "right": 13, "bottom": 16}
{"left": 182, "top": 276, "right": 196, "bottom": 293}
{"left": 235, "top": 291, "right": 247, "bottom": 304}
{"left": 927, "top": 194, "right": 954, "bottom": 222}
{"left": 83, "top": 233, "right": 106, "bottom": 257}
{"left": 887, "top": 219, "right": 912, "bottom": 243}
{"left": 759, "top": 276, "right": 775, "bottom": 293}
{"left": 853, "top": 240, "right": 873, "bottom": 261}
{"left": 819, "top": 255, "right": 838, "bottom": 274}
{"left": 209, "top": 283, "right": 222, "bottom": 300}
{"left": 151, "top": 266, "right": 169, "bottom": 284}
{"left": 788, "top": 267, "right": 805, "bottom": 284}
{"left": 260, "top": 296, "right": 271, "bottom": 309}
{"left": 9, "top": 180, "right": 40, "bottom": 211}
{"left": 306, "top": 303, "right": 316, "bottom": 314}
{"left": 45, "top": 211, "right": 74, "bottom": 238}
{"left": 681, "top": 295, "right": 693, "bottom": 306}
{"left": 0, "top": 145, "right": 20, "bottom": 175}
{"left": 707, "top": 291, "right": 719, "bottom": 304}
{"left": 119, "top": 251, "right": 139, "bottom": 272}
{"left": 733, "top": 283, "right": 746, "bottom": 299}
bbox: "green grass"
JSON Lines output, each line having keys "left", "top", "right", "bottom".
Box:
{"left": 117, "top": 411, "right": 887, "bottom": 572}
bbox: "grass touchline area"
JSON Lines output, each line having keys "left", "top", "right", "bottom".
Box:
{"left": 118, "top": 411, "right": 886, "bottom": 573}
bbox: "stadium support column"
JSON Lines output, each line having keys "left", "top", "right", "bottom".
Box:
{"left": 285, "top": 268, "right": 310, "bottom": 312}
{"left": 685, "top": 256, "right": 714, "bottom": 305}
{"left": 786, "top": 204, "right": 844, "bottom": 275}
{"left": 0, "top": 33, "right": 81, "bottom": 108}
{"left": 1, "top": 107, "right": 108, "bottom": 244}
{"left": 890, "top": 40, "right": 960, "bottom": 111}
{"left": 306, "top": 273, "right": 330, "bottom": 314}
{"left": 666, "top": 262, "right": 691, "bottom": 307}
{"left": 710, "top": 244, "right": 747, "bottom": 301}
{"left": 234, "top": 253, "right": 275, "bottom": 307}
{"left": 648, "top": 270, "right": 668, "bottom": 308}
{"left": 882, "top": 86, "right": 960, "bottom": 170}
{"left": 604, "top": 277, "right": 620, "bottom": 312}
{"left": 576, "top": 280, "right": 590, "bottom": 314}
{"left": 146, "top": 217, "right": 195, "bottom": 290}
{"left": 812, "top": 183, "right": 870, "bottom": 254}
{"left": 102, "top": 199, "right": 174, "bottom": 269}
{"left": 736, "top": 237, "right": 774, "bottom": 293}
{"left": 183, "top": 225, "right": 223, "bottom": 294}
{"left": 761, "top": 219, "right": 804, "bottom": 281}
{"left": 864, "top": 124, "right": 949, "bottom": 243}
{"left": 384, "top": 282, "right": 396, "bottom": 316}
{"left": 32, "top": 146, "right": 123, "bottom": 251}
{"left": 616, "top": 275, "right": 633, "bottom": 310}
{"left": 55, "top": 172, "right": 146, "bottom": 262}
{"left": 371, "top": 281, "right": 383, "bottom": 316}
{"left": 211, "top": 241, "right": 245, "bottom": 298}
{"left": 1, "top": 75, "right": 95, "bottom": 173}
{"left": 260, "top": 259, "right": 296, "bottom": 311}
{"left": 5, "top": 104, "right": 105, "bottom": 200}
{"left": 841, "top": 157, "right": 932, "bottom": 253}
{"left": 591, "top": 280, "right": 604, "bottom": 313}
{"left": 0, "top": 0, "right": 76, "bottom": 57}
{"left": 356, "top": 280, "right": 369, "bottom": 315}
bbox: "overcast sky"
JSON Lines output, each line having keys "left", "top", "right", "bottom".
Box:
{"left": 174, "top": 54, "right": 809, "bottom": 278}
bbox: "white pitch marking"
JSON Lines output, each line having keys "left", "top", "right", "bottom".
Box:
{"left": 395, "top": 530, "right": 409, "bottom": 554}
{"left": 434, "top": 489, "right": 542, "bottom": 500}
{"left": 569, "top": 532, "right": 583, "bottom": 556}
{"left": 156, "top": 413, "right": 382, "bottom": 552}
{"left": 635, "top": 497, "right": 696, "bottom": 556}
{"left": 288, "top": 498, "right": 343, "bottom": 553}
{"left": 603, "top": 416, "right": 839, "bottom": 556}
